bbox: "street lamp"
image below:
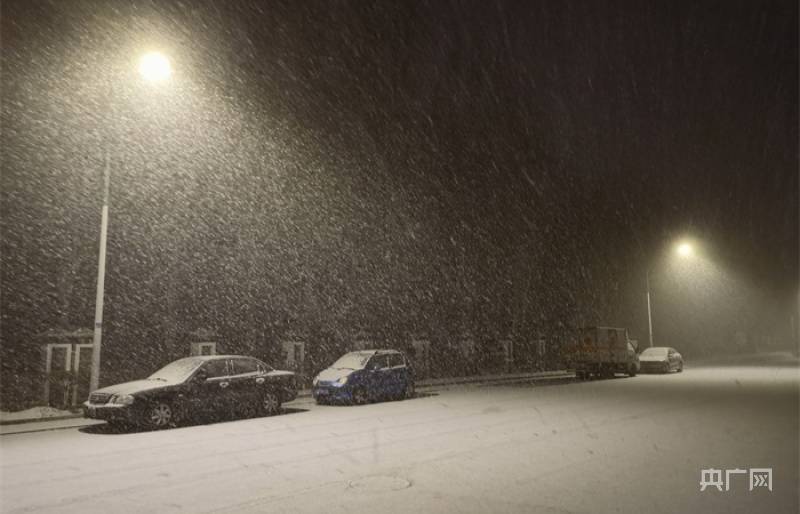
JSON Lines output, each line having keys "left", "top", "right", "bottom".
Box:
{"left": 138, "top": 52, "right": 172, "bottom": 83}
{"left": 677, "top": 242, "right": 693, "bottom": 257}
{"left": 89, "top": 51, "right": 172, "bottom": 392}
{"left": 646, "top": 240, "right": 695, "bottom": 348}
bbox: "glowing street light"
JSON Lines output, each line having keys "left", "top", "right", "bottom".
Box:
{"left": 646, "top": 239, "right": 698, "bottom": 348}
{"left": 138, "top": 51, "right": 172, "bottom": 82}
{"left": 90, "top": 51, "right": 173, "bottom": 393}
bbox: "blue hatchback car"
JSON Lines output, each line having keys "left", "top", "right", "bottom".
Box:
{"left": 312, "top": 349, "right": 415, "bottom": 405}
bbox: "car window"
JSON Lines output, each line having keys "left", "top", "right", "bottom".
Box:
{"left": 202, "top": 359, "right": 229, "bottom": 379}
{"left": 389, "top": 353, "right": 405, "bottom": 368}
{"left": 331, "top": 352, "right": 372, "bottom": 370}
{"left": 231, "top": 358, "right": 259, "bottom": 376}
{"left": 368, "top": 355, "right": 390, "bottom": 370}
{"left": 149, "top": 358, "right": 204, "bottom": 383}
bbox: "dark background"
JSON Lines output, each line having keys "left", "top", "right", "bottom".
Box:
{"left": 1, "top": 0, "right": 797, "bottom": 406}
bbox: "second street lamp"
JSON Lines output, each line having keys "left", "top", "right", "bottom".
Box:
{"left": 646, "top": 240, "right": 695, "bottom": 348}
{"left": 89, "top": 52, "right": 173, "bottom": 393}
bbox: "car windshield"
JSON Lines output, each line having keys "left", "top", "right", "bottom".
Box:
{"left": 640, "top": 348, "right": 669, "bottom": 357}
{"left": 330, "top": 352, "right": 372, "bottom": 370}
{"left": 148, "top": 358, "right": 204, "bottom": 383}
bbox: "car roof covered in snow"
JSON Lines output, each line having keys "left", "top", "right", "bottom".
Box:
{"left": 182, "top": 354, "right": 260, "bottom": 361}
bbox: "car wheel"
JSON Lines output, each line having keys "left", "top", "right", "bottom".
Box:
{"left": 404, "top": 381, "right": 415, "bottom": 400}
{"left": 262, "top": 391, "right": 281, "bottom": 415}
{"left": 628, "top": 364, "right": 637, "bottom": 377}
{"left": 145, "top": 401, "right": 174, "bottom": 429}
{"left": 352, "top": 387, "right": 368, "bottom": 405}
{"left": 678, "top": 361, "right": 684, "bottom": 372}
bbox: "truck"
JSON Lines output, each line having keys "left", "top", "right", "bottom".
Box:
{"left": 565, "top": 326, "right": 640, "bottom": 379}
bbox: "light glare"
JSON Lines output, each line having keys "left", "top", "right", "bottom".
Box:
{"left": 139, "top": 52, "right": 172, "bottom": 82}
{"left": 677, "top": 242, "right": 693, "bottom": 257}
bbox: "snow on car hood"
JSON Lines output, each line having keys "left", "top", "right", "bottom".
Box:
{"left": 92, "top": 379, "right": 169, "bottom": 396}
{"left": 316, "top": 368, "right": 353, "bottom": 382}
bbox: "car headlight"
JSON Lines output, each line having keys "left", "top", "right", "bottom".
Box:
{"left": 337, "top": 375, "right": 348, "bottom": 385}
{"left": 110, "top": 394, "right": 135, "bottom": 406}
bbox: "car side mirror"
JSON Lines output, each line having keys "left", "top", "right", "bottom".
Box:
{"left": 194, "top": 370, "right": 209, "bottom": 382}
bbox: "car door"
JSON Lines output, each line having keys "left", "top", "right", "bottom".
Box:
{"left": 193, "top": 359, "right": 234, "bottom": 419}
{"left": 627, "top": 342, "right": 639, "bottom": 371}
{"left": 386, "top": 353, "right": 406, "bottom": 396}
{"left": 365, "top": 354, "right": 390, "bottom": 398}
{"left": 228, "top": 357, "right": 263, "bottom": 414}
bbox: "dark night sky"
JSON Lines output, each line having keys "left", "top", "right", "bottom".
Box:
{"left": 1, "top": 0, "right": 798, "bottom": 366}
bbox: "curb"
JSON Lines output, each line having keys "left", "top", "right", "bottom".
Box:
{"left": 294, "top": 370, "right": 569, "bottom": 398}
{"left": 1, "top": 419, "right": 106, "bottom": 436}
{"left": 0, "top": 413, "right": 83, "bottom": 426}
{"left": 1, "top": 370, "right": 570, "bottom": 434}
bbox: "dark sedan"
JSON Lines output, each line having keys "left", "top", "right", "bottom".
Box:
{"left": 82, "top": 355, "right": 297, "bottom": 429}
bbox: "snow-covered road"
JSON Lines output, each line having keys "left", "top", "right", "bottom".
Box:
{"left": 1, "top": 360, "right": 797, "bottom": 514}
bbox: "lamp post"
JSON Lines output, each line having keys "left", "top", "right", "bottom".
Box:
{"left": 646, "top": 268, "right": 654, "bottom": 348}
{"left": 646, "top": 241, "right": 694, "bottom": 349}
{"left": 89, "top": 52, "right": 172, "bottom": 392}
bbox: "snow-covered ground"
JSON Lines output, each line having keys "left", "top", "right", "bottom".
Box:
{"left": 0, "top": 359, "right": 797, "bottom": 514}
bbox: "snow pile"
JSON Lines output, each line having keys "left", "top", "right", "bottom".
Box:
{"left": 0, "top": 406, "right": 75, "bottom": 422}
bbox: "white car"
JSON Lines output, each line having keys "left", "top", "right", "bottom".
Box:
{"left": 639, "top": 347, "right": 683, "bottom": 373}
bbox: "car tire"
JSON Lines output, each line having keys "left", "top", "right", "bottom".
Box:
{"left": 677, "top": 361, "right": 683, "bottom": 373}
{"left": 144, "top": 401, "right": 174, "bottom": 430}
{"left": 628, "top": 364, "right": 637, "bottom": 377}
{"left": 352, "top": 387, "right": 368, "bottom": 405}
{"left": 262, "top": 390, "right": 282, "bottom": 415}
